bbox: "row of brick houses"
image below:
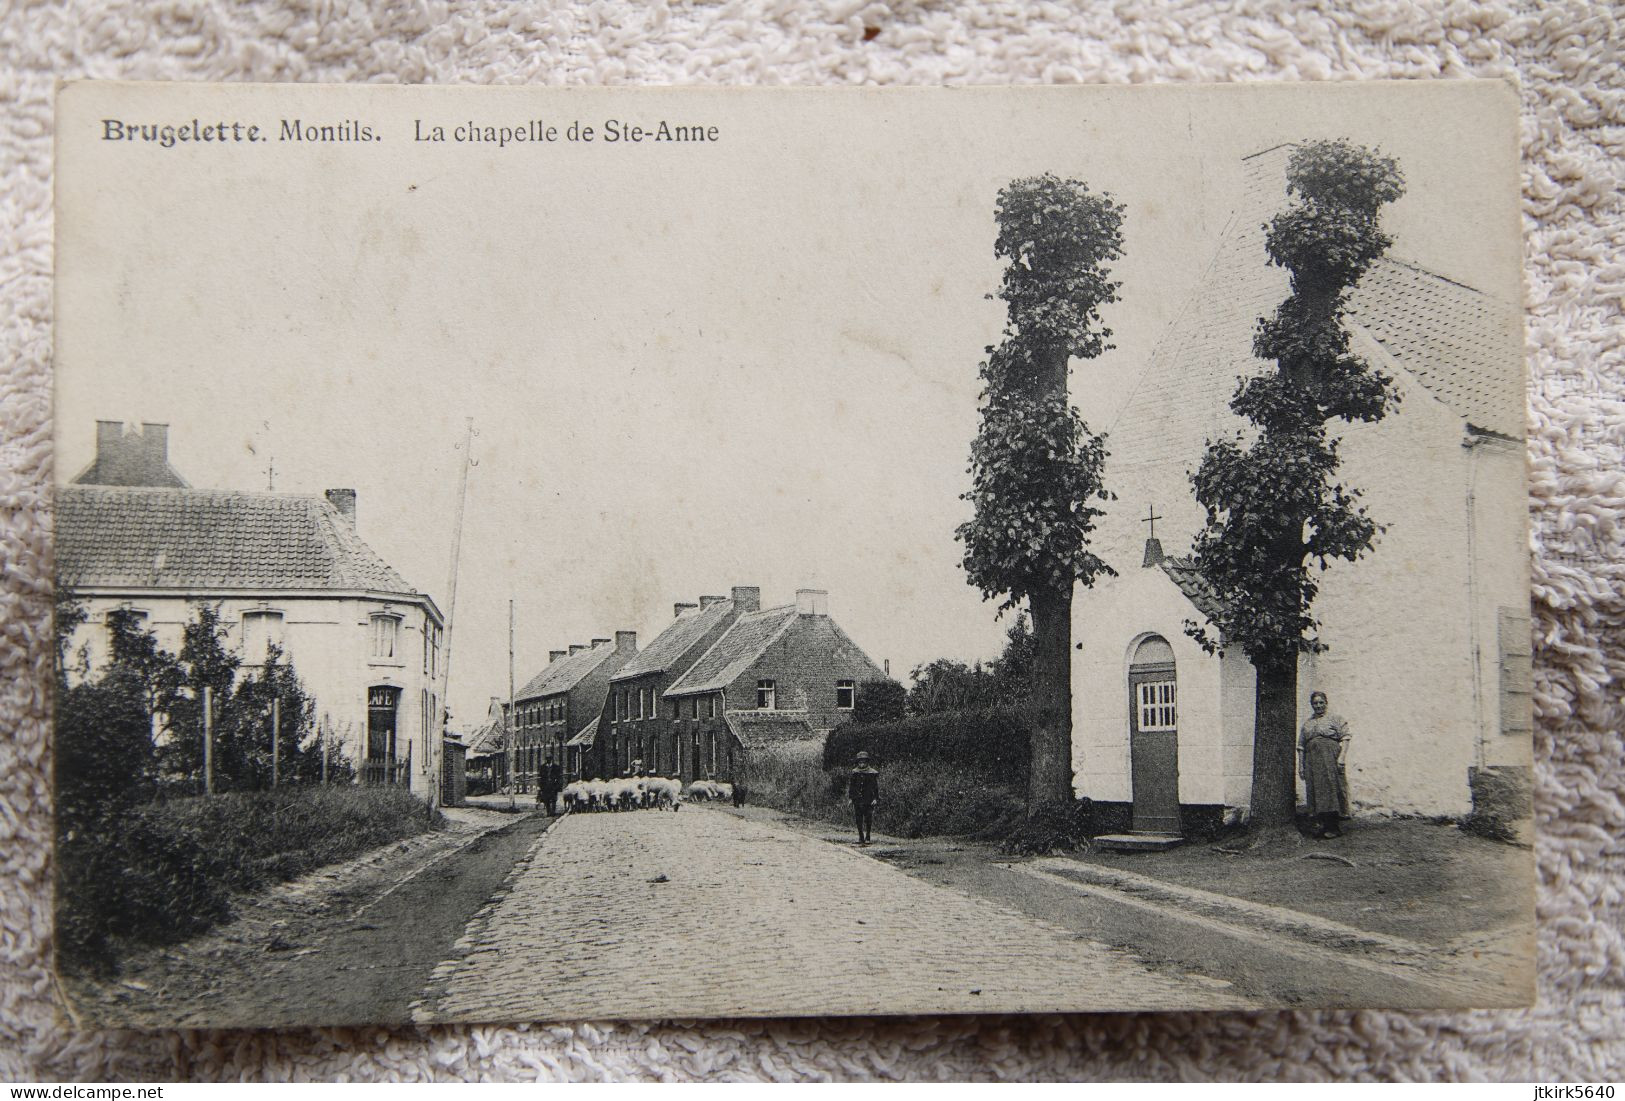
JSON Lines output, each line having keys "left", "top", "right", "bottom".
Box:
{"left": 475, "top": 585, "right": 886, "bottom": 791}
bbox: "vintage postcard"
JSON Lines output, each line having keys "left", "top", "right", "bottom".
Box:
{"left": 52, "top": 81, "right": 1533, "bottom": 1027}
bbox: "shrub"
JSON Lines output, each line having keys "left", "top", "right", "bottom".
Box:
{"left": 56, "top": 785, "right": 441, "bottom": 973}
{"left": 750, "top": 749, "right": 1027, "bottom": 842}
{"left": 824, "top": 707, "right": 1031, "bottom": 787}
{"left": 852, "top": 679, "right": 907, "bottom": 725}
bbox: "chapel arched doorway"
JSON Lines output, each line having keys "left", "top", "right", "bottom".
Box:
{"left": 1129, "top": 635, "right": 1180, "bottom": 835}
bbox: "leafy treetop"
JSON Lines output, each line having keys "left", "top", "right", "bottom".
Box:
{"left": 957, "top": 175, "right": 1125, "bottom": 611}
{"left": 1187, "top": 140, "right": 1406, "bottom": 660}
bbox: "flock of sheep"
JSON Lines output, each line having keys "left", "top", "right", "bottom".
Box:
{"left": 560, "top": 776, "right": 735, "bottom": 813}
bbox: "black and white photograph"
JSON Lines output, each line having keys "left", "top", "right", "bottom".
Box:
{"left": 49, "top": 80, "right": 1535, "bottom": 1029}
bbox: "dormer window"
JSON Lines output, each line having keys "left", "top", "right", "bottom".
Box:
{"left": 756, "top": 679, "right": 776, "bottom": 710}
{"left": 370, "top": 613, "right": 402, "bottom": 661}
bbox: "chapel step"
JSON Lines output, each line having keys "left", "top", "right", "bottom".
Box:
{"left": 1092, "top": 833, "right": 1184, "bottom": 852}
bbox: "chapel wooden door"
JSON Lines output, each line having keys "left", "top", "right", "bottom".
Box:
{"left": 1128, "top": 642, "right": 1180, "bottom": 835}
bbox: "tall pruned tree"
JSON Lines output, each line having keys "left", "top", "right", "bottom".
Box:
{"left": 957, "top": 174, "right": 1123, "bottom": 811}
{"left": 1186, "top": 140, "right": 1405, "bottom": 826}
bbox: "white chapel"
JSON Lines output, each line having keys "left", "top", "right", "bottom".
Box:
{"left": 1070, "top": 145, "right": 1533, "bottom": 832}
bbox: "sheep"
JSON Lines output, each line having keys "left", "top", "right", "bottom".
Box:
{"left": 643, "top": 775, "right": 683, "bottom": 810}
{"left": 685, "top": 779, "right": 732, "bottom": 802}
{"left": 561, "top": 780, "right": 587, "bottom": 812}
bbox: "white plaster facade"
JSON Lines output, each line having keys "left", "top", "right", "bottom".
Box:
{"left": 1070, "top": 146, "right": 1532, "bottom": 823}
{"left": 67, "top": 590, "right": 446, "bottom": 800}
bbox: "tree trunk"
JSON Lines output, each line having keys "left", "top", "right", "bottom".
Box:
{"left": 1027, "top": 586, "right": 1074, "bottom": 812}
{"left": 1249, "top": 642, "right": 1299, "bottom": 826}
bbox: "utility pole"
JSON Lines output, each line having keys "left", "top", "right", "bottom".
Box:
{"left": 271, "top": 695, "right": 280, "bottom": 787}
{"left": 434, "top": 417, "right": 476, "bottom": 812}
{"left": 202, "top": 685, "right": 215, "bottom": 796}
{"left": 507, "top": 598, "right": 517, "bottom": 811}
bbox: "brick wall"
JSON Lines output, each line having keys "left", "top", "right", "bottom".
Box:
{"left": 723, "top": 614, "right": 886, "bottom": 737}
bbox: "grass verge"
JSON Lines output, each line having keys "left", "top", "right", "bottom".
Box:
{"left": 58, "top": 785, "right": 442, "bottom": 973}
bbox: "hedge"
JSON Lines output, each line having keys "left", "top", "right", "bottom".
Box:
{"left": 823, "top": 707, "right": 1032, "bottom": 788}
{"left": 57, "top": 785, "right": 441, "bottom": 972}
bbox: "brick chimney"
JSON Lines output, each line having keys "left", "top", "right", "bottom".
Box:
{"left": 615, "top": 630, "right": 638, "bottom": 653}
{"left": 731, "top": 586, "right": 761, "bottom": 613}
{"left": 325, "top": 488, "right": 357, "bottom": 528}
{"left": 674, "top": 602, "right": 698, "bottom": 617}
{"left": 795, "top": 589, "right": 829, "bottom": 616}
{"left": 549, "top": 650, "right": 567, "bottom": 663}
{"left": 568, "top": 643, "right": 586, "bottom": 655}
{"left": 698, "top": 594, "right": 728, "bottom": 607}
{"left": 591, "top": 637, "right": 611, "bottom": 648}
{"left": 75, "top": 421, "right": 188, "bottom": 487}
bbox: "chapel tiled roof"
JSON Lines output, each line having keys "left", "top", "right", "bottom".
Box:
{"left": 1347, "top": 260, "right": 1523, "bottom": 439}
{"left": 611, "top": 598, "right": 736, "bottom": 681}
{"left": 665, "top": 605, "right": 800, "bottom": 696}
{"left": 516, "top": 642, "right": 615, "bottom": 701}
{"left": 723, "top": 710, "right": 818, "bottom": 750}
{"left": 1159, "top": 556, "right": 1236, "bottom": 625}
{"left": 56, "top": 484, "right": 424, "bottom": 596}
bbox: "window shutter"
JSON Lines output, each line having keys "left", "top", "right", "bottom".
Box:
{"left": 1498, "top": 605, "right": 1533, "bottom": 736}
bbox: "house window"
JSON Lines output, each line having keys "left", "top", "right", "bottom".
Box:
{"left": 370, "top": 613, "right": 401, "bottom": 660}
{"left": 671, "top": 699, "right": 680, "bottom": 720}
{"left": 241, "top": 610, "right": 284, "bottom": 664}
{"left": 757, "top": 679, "right": 776, "bottom": 710}
{"left": 692, "top": 730, "right": 703, "bottom": 776}
{"left": 707, "top": 695, "right": 716, "bottom": 719}
{"left": 709, "top": 731, "right": 717, "bottom": 775}
{"left": 836, "top": 679, "right": 855, "bottom": 710}
{"left": 689, "top": 697, "right": 699, "bottom": 720}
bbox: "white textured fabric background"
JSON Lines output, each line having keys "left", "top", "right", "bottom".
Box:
{"left": 2, "top": 0, "right": 1620, "bottom": 1082}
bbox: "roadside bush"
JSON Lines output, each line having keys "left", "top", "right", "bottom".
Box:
{"left": 56, "top": 785, "right": 441, "bottom": 973}
{"left": 749, "top": 750, "right": 1027, "bottom": 842}
{"left": 824, "top": 707, "right": 1030, "bottom": 787}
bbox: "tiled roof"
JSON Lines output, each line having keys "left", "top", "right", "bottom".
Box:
{"left": 56, "top": 485, "right": 423, "bottom": 596}
{"left": 1160, "top": 556, "right": 1235, "bottom": 626}
{"left": 723, "top": 710, "right": 818, "bottom": 750}
{"left": 611, "top": 599, "right": 735, "bottom": 681}
{"left": 665, "top": 605, "right": 800, "bottom": 696}
{"left": 465, "top": 699, "right": 509, "bottom": 756}
{"left": 1347, "top": 260, "right": 1523, "bottom": 439}
{"left": 516, "top": 642, "right": 615, "bottom": 701}
{"left": 566, "top": 716, "right": 599, "bottom": 748}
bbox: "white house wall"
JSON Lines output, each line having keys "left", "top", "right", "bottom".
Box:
{"left": 66, "top": 593, "right": 443, "bottom": 799}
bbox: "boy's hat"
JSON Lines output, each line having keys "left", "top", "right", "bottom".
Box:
{"left": 855, "top": 751, "right": 870, "bottom": 762}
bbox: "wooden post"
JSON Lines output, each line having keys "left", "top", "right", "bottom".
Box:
{"left": 321, "top": 711, "right": 330, "bottom": 785}
{"left": 507, "top": 599, "right": 516, "bottom": 812}
{"left": 271, "top": 696, "right": 280, "bottom": 788}
{"left": 202, "top": 685, "right": 214, "bottom": 796}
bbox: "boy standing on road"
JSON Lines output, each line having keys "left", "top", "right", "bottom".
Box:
{"left": 848, "top": 751, "right": 880, "bottom": 846}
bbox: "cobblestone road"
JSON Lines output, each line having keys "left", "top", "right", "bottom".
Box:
{"left": 416, "top": 807, "right": 1248, "bottom": 1021}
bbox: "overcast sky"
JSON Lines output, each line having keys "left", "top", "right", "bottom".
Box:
{"left": 56, "top": 83, "right": 1519, "bottom": 728}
